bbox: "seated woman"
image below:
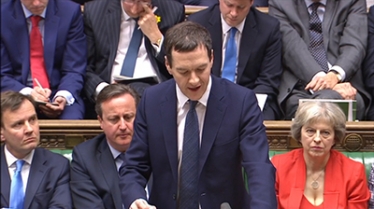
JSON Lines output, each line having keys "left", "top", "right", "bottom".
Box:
{"left": 271, "top": 102, "right": 370, "bottom": 208}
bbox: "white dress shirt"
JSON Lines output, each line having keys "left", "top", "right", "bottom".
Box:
{"left": 5, "top": 145, "right": 34, "bottom": 193}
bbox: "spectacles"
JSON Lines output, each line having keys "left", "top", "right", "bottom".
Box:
{"left": 122, "top": 0, "right": 151, "bottom": 6}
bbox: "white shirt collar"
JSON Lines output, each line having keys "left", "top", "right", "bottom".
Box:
{"left": 305, "top": 0, "right": 327, "bottom": 8}
{"left": 107, "top": 140, "right": 122, "bottom": 160}
{"left": 221, "top": 14, "right": 246, "bottom": 35}
{"left": 21, "top": 4, "right": 46, "bottom": 19}
{"left": 4, "top": 145, "right": 34, "bottom": 168}
{"left": 176, "top": 76, "right": 212, "bottom": 109}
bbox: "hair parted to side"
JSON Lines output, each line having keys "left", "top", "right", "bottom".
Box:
{"left": 291, "top": 101, "right": 346, "bottom": 144}
{"left": 95, "top": 84, "right": 139, "bottom": 118}
{"left": 1, "top": 91, "right": 36, "bottom": 127}
{"left": 164, "top": 21, "right": 213, "bottom": 67}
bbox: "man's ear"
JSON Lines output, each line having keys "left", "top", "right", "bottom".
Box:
{"left": 1, "top": 129, "right": 5, "bottom": 142}
{"left": 165, "top": 56, "right": 172, "bottom": 75}
{"left": 97, "top": 116, "right": 104, "bottom": 130}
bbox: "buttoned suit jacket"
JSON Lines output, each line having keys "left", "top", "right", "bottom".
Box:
{"left": 363, "top": 6, "right": 374, "bottom": 120}
{"left": 0, "top": 0, "right": 87, "bottom": 118}
{"left": 0, "top": 145, "right": 72, "bottom": 209}
{"left": 119, "top": 75, "right": 277, "bottom": 209}
{"left": 188, "top": 4, "right": 283, "bottom": 119}
{"left": 269, "top": 0, "right": 371, "bottom": 114}
{"left": 83, "top": 0, "right": 185, "bottom": 102}
{"left": 272, "top": 149, "right": 370, "bottom": 209}
{"left": 70, "top": 133, "right": 123, "bottom": 209}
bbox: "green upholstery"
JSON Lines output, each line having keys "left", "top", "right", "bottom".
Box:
{"left": 51, "top": 149, "right": 373, "bottom": 181}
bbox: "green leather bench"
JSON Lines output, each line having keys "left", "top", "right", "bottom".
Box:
{"left": 51, "top": 149, "right": 373, "bottom": 181}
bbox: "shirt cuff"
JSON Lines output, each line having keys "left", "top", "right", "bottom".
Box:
{"left": 53, "top": 90, "right": 75, "bottom": 106}
{"left": 152, "top": 35, "right": 164, "bottom": 55}
{"left": 20, "top": 87, "right": 33, "bottom": 95}
{"left": 311, "top": 71, "right": 327, "bottom": 81}
{"left": 329, "top": 65, "right": 346, "bottom": 81}
{"left": 95, "top": 82, "right": 109, "bottom": 98}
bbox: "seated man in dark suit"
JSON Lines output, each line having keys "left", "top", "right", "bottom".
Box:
{"left": 269, "top": 0, "right": 371, "bottom": 120}
{"left": 188, "top": 0, "right": 283, "bottom": 120}
{"left": 1, "top": 0, "right": 87, "bottom": 119}
{"left": 83, "top": 0, "right": 185, "bottom": 118}
{"left": 363, "top": 6, "right": 374, "bottom": 121}
{"left": 174, "top": 0, "right": 267, "bottom": 7}
{"left": 0, "top": 91, "right": 72, "bottom": 209}
{"left": 70, "top": 84, "right": 139, "bottom": 209}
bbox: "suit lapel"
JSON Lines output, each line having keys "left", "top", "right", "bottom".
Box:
{"left": 160, "top": 80, "right": 178, "bottom": 181}
{"left": 106, "top": 0, "right": 121, "bottom": 81}
{"left": 288, "top": 150, "right": 306, "bottom": 208}
{"left": 96, "top": 136, "right": 122, "bottom": 209}
{"left": 323, "top": 151, "right": 340, "bottom": 208}
{"left": 198, "top": 76, "right": 226, "bottom": 176}
{"left": 208, "top": 6, "right": 223, "bottom": 76}
{"left": 322, "top": 0, "right": 338, "bottom": 51}
{"left": 44, "top": 0, "right": 60, "bottom": 78}
{"left": 24, "top": 148, "right": 47, "bottom": 209}
{"left": 0, "top": 145, "right": 11, "bottom": 206}
{"left": 11, "top": 1, "right": 30, "bottom": 84}
{"left": 296, "top": 0, "right": 310, "bottom": 42}
{"left": 237, "top": 10, "right": 257, "bottom": 81}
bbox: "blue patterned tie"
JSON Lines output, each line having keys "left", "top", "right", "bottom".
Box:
{"left": 222, "top": 27, "right": 238, "bottom": 82}
{"left": 309, "top": 2, "right": 329, "bottom": 72}
{"left": 120, "top": 21, "right": 143, "bottom": 77}
{"left": 9, "top": 160, "right": 25, "bottom": 209}
{"left": 179, "top": 100, "right": 199, "bottom": 209}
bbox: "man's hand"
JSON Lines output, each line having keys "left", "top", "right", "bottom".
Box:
{"left": 39, "top": 96, "right": 66, "bottom": 118}
{"left": 130, "top": 199, "right": 156, "bottom": 209}
{"left": 138, "top": 4, "right": 162, "bottom": 45}
{"left": 31, "top": 86, "right": 51, "bottom": 102}
{"left": 305, "top": 72, "right": 339, "bottom": 92}
{"left": 332, "top": 82, "right": 357, "bottom": 100}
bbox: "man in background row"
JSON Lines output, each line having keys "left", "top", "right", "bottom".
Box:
{"left": 0, "top": 91, "right": 71, "bottom": 208}
{"left": 269, "top": 0, "right": 371, "bottom": 120}
{"left": 174, "top": 0, "right": 268, "bottom": 7}
{"left": 83, "top": 0, "right": 184, "bottom": 118}
{"left": 70, "top": 84, "right": 139, "bottom": 209}
{"left": 363, "top": 5, "right": 374, "bottom": 121}
{"left": 188, "top": 0, "right": 283, "bottom": 119}
{"left": 1, "top": 0, "right": 87, "bottom": 119}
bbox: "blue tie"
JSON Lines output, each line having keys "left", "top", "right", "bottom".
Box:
{"left": 309, "top": 2, "right": 328, "bottom": 72}
{"left": 10, "top": 160, "right": 25, "bottom": 209}
{"left": 179, "top": 101, "right": 199, "bottom": 209}
{"left": 120, "top": 21, "right": 143, "bottom": 77}
{"left": 222, "top": 27, "right": 238, "bottom": 82}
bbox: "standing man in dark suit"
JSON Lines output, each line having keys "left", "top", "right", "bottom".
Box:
{"left": 0, "top": 91, "right": 72, "bottom": 209}
{"left": 70, "top": 84, "right": 139, "bottom": 209}
{"left": 363, "top": 6, "right": 374, "bottom": 121}
{"left": 269, "top": 0, "right": 371, "bottom": 120}
{"left": 119, "top": 21, "right": 276, "bottom": 209}
{"left": 188, "top": 0, "right": 283, "bottom": 120}
{"left": 83, "top": 0, "right": 185, "bottom": 118}
{"left": 1, "top": 0, "right": 87, "bottom": 119}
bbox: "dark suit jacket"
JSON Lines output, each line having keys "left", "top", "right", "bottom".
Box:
{"left": 0, "top": 145, "right": 72, "bottom": 209}
{"left": 83, "top": 0, "right": 185, "bottom": 102}
{"left": 188, "top": 4, "right": 283, "bottom": 119}
{"left": 70, "top": 133, "right": 122, "bottom": 209}
{"left": 269, "top": 0, "right": 371, "bottom": 115}
{"left": 363, "top": 6, "right": 374, "bottom": 121}
{"left": 272, "top": 149, "right": 370, "bottom": 209}
{"left": 0, "top": 0, "right": 87, "bottom": 119}
{"left": 119, "top": 76, "right": 276, "bottom": 209}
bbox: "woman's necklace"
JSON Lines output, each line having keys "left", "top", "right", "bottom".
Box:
{"left": 311, "top": 171, "right": 323, "bottom": 190}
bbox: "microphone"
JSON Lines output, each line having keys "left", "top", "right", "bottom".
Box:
{"left": 220, "top": 202, "right": 231, "bottom": 209}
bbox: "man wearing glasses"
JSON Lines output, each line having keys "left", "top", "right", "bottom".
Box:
{"left": 83, "top": 0, "right": 185, "bottom": 118}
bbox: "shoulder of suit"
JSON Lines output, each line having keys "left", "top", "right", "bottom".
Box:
{"left": 36, "top": 147, "right": 70, "bottom": 163}
{"left": 73, "top": 133, "right": 106, "bottom": 151}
